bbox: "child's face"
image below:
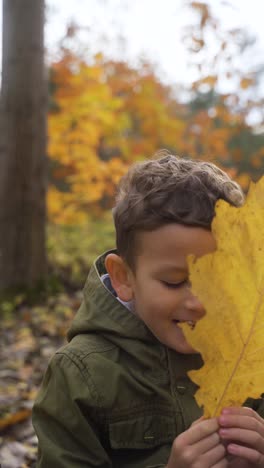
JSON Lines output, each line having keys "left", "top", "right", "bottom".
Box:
{"left": 129, "top": 224, "right": 216, "bottom": 354}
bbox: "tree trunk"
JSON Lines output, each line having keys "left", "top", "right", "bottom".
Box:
{"left": 0, "top": 0, "right": 47, "bottom": 290}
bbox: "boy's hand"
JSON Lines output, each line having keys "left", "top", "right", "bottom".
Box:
{"left": 218, "top": 406, "right": 264, "bottom": 467}
{"left": 167, "top": 417, "right": 227, "bottom": 467}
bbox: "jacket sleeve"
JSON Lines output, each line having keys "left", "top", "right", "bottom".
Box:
{"left": 32, "top": 353, "right": 112, "bottom": 468}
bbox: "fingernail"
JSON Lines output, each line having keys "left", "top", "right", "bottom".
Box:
{"left": 228, "top": 444, "right": 238, "bottom": 454}
{"left": 219, "top": 415, "right": 226, "bottom": 425}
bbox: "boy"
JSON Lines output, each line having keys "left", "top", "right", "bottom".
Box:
{"left": 33, "top": 153, "right": 264, "bottom": 467}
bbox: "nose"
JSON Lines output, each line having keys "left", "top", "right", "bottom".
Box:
{"left": 185, "top": 293, "right": 206, "bottom": 319}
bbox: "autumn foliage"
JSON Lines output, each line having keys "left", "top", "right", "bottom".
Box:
{"left": 48, "top": 3, "right": 264, "bottom": 224}
{"left": 48, "top": 52, "right": 186, "bottom": 223}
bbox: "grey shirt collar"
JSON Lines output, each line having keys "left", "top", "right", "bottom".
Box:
{"left": 101, "top": 273, "right": 134, "bottom": 313}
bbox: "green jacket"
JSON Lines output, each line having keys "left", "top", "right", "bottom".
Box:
{"left": 32, "top": 251, "right": 264, "bottom": 468}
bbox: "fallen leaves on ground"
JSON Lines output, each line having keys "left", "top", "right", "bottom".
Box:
{"left": 0, "top": 291, "right": 82, "bottom": 467}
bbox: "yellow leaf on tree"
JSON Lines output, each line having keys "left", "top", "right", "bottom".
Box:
{"left": 240, "top": 77, "right": 254, "bottom": 89}
{"left": 181, "top": 175, "right": 264, "bottom": 417}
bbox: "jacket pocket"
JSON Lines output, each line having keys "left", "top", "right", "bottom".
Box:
{"left": 109, "top": 414, "right": 175, "bottom": 449}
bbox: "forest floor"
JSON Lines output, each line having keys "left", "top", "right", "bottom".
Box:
{"left": 0, "top": 290, "right": 83, "bottom": 468}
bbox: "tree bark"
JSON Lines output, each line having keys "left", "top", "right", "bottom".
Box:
{"left": 0, "top": 0, "right": 47, "bottom": 290}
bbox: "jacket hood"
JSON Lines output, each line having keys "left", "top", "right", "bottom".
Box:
{"left": 67, "top": 250, "right": 157, "bottom": 345}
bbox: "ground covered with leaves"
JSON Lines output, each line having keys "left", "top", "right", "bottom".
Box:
{"left": 0, "top": 291, "right": 83, "bottom": 468}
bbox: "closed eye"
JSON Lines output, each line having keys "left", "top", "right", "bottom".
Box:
{"left": 162, "top": 280, "right": 189, "bottom": 289}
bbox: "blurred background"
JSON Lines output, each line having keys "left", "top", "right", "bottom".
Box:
{"left": 0, "top": 1, "right": 264, "bottom": 466}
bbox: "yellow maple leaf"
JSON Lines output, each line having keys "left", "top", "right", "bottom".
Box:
{"left": 181, "top": 176, "right": 264, "bottom": 417}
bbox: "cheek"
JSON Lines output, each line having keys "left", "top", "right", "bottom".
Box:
{"left": 133, "top": 286, "right": 162, "bottom": 317}
{"left": 156, "top": 283, "right": 184, "bottom": 305}
{"left": 140, "top": 286, "right": 182, "bottom": 315}
{"left": 133, "top": 276, "right": 184, "bottom": 315}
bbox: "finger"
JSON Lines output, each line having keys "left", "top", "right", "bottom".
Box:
{"left": 179, "top": 418, "right": 219, "bottom": 445}
{"left": 191, "top": 416, "right": 205, "bottom": 426}
{"left": 212, "top": 459, "right": 228, "bottom": 468}
{"left": 221, "top": 406, "right": 264, "bottom": 424}
{"left": 227, "top": 442, "right": 264, "bottom": 466}
{"left": 192, "top": 431, "right": 221, "bottom": 455}
{"left": 219, "top": 427, "right": 264, "bottom": 452}
{"left": 227, "top": 457, "right": 251, "bottom": 468}
{"left": 219, "top": 414, "right": 264, "bottom": 437}
{"left": 202, "top": 442, "right": 226, "bottom": 467}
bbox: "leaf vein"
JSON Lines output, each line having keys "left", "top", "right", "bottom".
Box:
{"left": 213, "top": 289, "right": 264, "bottom": 416}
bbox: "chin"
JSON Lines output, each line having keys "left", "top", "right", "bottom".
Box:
{"left": 168, "top": 327, "right": 198, "bottom": 354}
{"left": 180, "top": 346, "right": 199, "bottom": 355}
{"left": 170, "top": 339, "right": 199, "bottom": 354}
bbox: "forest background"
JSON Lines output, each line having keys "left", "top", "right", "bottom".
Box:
{"left": 0, "top": 1, "right": 264, "bottom": 466}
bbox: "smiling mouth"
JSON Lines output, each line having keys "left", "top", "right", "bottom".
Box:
{"left": 173, "top": 320, "right": 196, "bottom": 330}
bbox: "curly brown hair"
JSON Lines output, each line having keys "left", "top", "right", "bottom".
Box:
{"left": 113, "top": 152, "right": 244, "bottom": 268}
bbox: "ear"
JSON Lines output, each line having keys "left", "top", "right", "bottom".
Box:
{"left": 105, "top": 253, "right": 134, "bottom": 302}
